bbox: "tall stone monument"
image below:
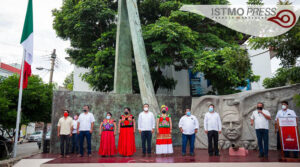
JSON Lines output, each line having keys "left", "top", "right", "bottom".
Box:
{"left": 113, "top": 0, "right": 159, "bottom": 113}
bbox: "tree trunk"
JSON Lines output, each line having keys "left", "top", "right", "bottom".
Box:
{"left": 42, "top": 122, "right": 47, "bottom": 153}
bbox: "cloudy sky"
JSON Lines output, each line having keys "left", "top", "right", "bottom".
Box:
{"left": 0, "top": 0, "right": 298, "bottom": 86}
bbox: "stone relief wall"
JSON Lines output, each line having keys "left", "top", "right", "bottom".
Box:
{"left": 192, "top": 84, "right": 300, "bottom": 150}
{"left": 50, "top": 92, "right": 191, "bottom": 154}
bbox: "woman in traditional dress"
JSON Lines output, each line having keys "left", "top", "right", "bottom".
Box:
{"left": 98, "top": 112, "right": 117, "bottom": 156}
{"left": 156, "top": 105, "right": 173, "bottom": 155}
{"left": 118, "top": 107, "right": 136, "bottom": 156}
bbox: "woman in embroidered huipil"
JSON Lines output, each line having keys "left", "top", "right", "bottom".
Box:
{"left": 98, "top": 112, "right": 117, "bottom": 156}
{"left": 118, "top": 107, "right": 136, "bottom": 156}
{"left": 156, "top": 105, "right": 173, "bottom": 154}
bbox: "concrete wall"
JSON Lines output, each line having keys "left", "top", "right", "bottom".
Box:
{"left": 50, "top": 91, "right": 191, "bottom": 153}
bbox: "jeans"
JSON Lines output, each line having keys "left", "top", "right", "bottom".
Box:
{"left": 256, "top": 129, "right": 269, "bottom": 156}
{"left": 207, "top": 130, "right": 219, "bottom": 155}
{"left": 141, "top": 131, "right": 152, "bottom": 154}
{"left": 79, "top": 131, "right": 92, "bottom": 155}
{"left": 60, "top": 135, "right": 70, "bottom": 156}
{"left": 182, "top": 133, "right": 195, "bottom": 154}
{"left": 71, "top": 133, "right": 79, "bottom": 153}
{"left": 277, "top": 131, "right": 299, "bottom": 158}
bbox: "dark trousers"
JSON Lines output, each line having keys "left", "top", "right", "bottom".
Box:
{"left": 71, "top": 133, "right": 79, "bottom": 153}
{"left": 277, "top": 131, "right": 299, "bottom": 158}
{"left": 79, "top": 131, "right": 92, "bottom": 155}
{"left": 207, "top": 131, "right": 219, "bottom": 155}
{"left": 182, "top": 134, "right": 195, "bottom": 154}
{"left": 141, "top": 131, "right": 152, "bottom": 154}
{"left": 256, "top": 129, "right": 269, "bottom": 156}
{"left": 60, "top": 135, "right": 70, "bottom": 156}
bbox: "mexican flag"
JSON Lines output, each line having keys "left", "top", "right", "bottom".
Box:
{"left": 19, "top": 0, "right": 33, "bottom": 89}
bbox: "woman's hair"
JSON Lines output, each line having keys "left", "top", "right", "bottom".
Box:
{"left": 107, "top": 112, "right": 112, "bottom": 116}
{"left": 124, "top": 107, "right": 131, "bottom": 112}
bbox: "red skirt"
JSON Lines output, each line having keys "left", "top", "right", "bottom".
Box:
{"left": 98, "top": 131, "right": 117, "bottom": 156}
{"left": 156, "top": 127, "right": 172, "bottom": 144}
{"left": 118, "top": 127, "right": 136, "bottom": 156}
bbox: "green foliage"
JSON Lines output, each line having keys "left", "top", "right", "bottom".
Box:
{"left": 247, "top": 0, "right": 264, "bottom": 5}
{"left": 249, "top": 20, "right": 300, "bottom": 67}
{"left": 0, "top": 75, "right": 53, "bottom": 133}
{"left": 294, "top": 94, "right": 300, "bottom": 107}
{"left": 63, "top": 72, "right": 74, "bottom": 90}
{"left": 194, "top": 47, "right": 260, "bottom": 95}
{"left": 53, "top": 0, "right": 255, "bottom": 94}
{"left": 263, "top": 67, "right": 300, "bottom": 88}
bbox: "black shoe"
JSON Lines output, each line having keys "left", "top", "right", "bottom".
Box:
{"left": 190, "top": 153, "right": 195, "bottom": 156}
{"left": 215, "top": 153, "right": 220, "bottom": 156}
{"left": 264, "top": 155, "right": 268, "bottom": 158}
{"left": 209, "top": 153, "right": 213, "bottom": 157}
{"left": 142, "top": 153, "right": 146, "bottom": 157}
{"left": 182, "top": 153, "right": 186, "bottom": 156}
{"left": 258, "top": 154, "right": 264, "bottom": 158}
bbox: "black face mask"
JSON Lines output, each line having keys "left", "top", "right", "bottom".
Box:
{"left": 257, "top": 107, "right": 263, "bottom": 110}
{"left": 124, "top": 112, "right": 129, "bottom": 115}
{"left": 83, "top": 110, "right": 87, "bottom": 112}
{"left": 162, "top": 110, "right": 166, "bottom": 114}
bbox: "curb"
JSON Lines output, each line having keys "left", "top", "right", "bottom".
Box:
{"left": 0, "top": 151, "right": 41, "bottom": 167}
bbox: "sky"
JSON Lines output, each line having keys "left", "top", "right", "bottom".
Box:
{"left": 0, "top": 0, "right": 299, "bottom": 86}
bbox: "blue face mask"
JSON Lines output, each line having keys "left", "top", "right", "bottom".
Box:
{"left": 106, "top": 116, "right": 111, "bottom": 119}
{"left": 209, "top": 107, "right": 214, "bottom": 112}
{"left": 187, "top": 112, "right": 191, "bottom": 116}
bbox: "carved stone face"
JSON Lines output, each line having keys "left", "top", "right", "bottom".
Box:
{"left": 222, "top": 112, "right": 242, "bottom": 140}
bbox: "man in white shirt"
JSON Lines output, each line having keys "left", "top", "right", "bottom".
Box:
{"left": 57, "top": 110, "right": 73, "bottom": 158}
{"left": 179, "top": 108, "right": 199, "bottom": 156}
{"left": 138, "top": 103, "right": 155, "bottom": 155}
{"left": 275, "top": 101, "right": 298, "bottom": 158}
{"left": 204, "top": 104, "right": 222, "bottom": 156}
{"left": 250, "top": 102, "right": 271, "bottom": 158}
{"left": 71, "top": 113, "right": 79, "bottom": 154}
{"left": 77, "top": 105, "right": 95, "bottom": 157}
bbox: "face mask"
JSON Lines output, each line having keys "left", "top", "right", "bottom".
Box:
{"left": 257, "top": 107, "right": 263, "bottom": 110}
{"left": 124, "top": 111, "right": 129, "bottom": 115}
{"left": 282, "top": 105, "right": 287, "bottom": 110}
{"left": 209, "top": 107, "right": 214, "bottom": 112}
{"left": 162, "top": 110, "right": 166, "bottom": 114}
{"left": 83, "top": 110, "right": 87, "bottom": 112}
{"left": 106, "top": 116, "right": 111, "bottom": 119}
{"left": 144, "top": 107, "right": 149, "bottom": 111}
{"left": 187, "top": 112, "right": 191, "bottom": 116}
{"left": 64, "top": 113, "right": 68, "bottom": 117}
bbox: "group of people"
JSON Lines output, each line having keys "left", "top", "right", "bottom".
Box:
{"left": 250, "top": 101, "right": 298, "bottom": 158}
{"left": 57, "top": 101, "right": 298, "bottom": 158}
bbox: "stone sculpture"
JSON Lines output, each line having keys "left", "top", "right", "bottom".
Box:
{"left": 191, "top": 84, "right": 300, "bottom": 150}
{"left": 113, "top": 0, "right": 159, "bottom": 114}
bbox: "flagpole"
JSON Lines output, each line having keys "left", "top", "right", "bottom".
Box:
{"left": 12, "top": 49, "right": 26, "bottom": 158}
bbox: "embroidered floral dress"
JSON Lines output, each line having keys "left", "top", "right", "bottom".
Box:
{"left": 156, "top": 114, "right": 173, "bottom": 154}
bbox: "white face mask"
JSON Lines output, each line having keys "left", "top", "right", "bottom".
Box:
{"left": 282, "top": 105, "right": 287, "bottom": 110}
{"left": 144, "top": 107, "right": 149, "bottom": 111}
{"left": 106, "top": 116, "right": 111, "bottom": 119}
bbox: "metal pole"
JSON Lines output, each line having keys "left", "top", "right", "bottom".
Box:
{"left": 49, "top": 49, "right": 56, "bottom": 83}
{"left": 12, "top": 49, "right": 26, "bottom": 158}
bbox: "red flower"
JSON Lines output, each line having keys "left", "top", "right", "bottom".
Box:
{"left": 166, "top": 117, "right": 170, "bottom": 122}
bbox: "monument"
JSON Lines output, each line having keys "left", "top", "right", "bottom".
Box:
{"left": 192, "top": 84, "right": 300, "bottom": 150}
{"left": 113, "top": 0, "right": 159, "bottom": 114}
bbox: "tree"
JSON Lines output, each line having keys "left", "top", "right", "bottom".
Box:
{"left": 249, "top": 1, "right": 300, "bottom": 67}
{"left": 52, "top": 0, "right": 255, "bottom": 94}
{"left": 0, "top": 75, "right": 53, "bottom": 139}
{"left": 63, "top": 72, "right": 74, "bottom": 90}
{"left": 194, "top": 47, "right": 260, "bottom": 94}
{"left": 247, "top": 0, "right": 264, "bottom": 5}
{"left": 263, "top": 67, "right": 300, "bottom": 88}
